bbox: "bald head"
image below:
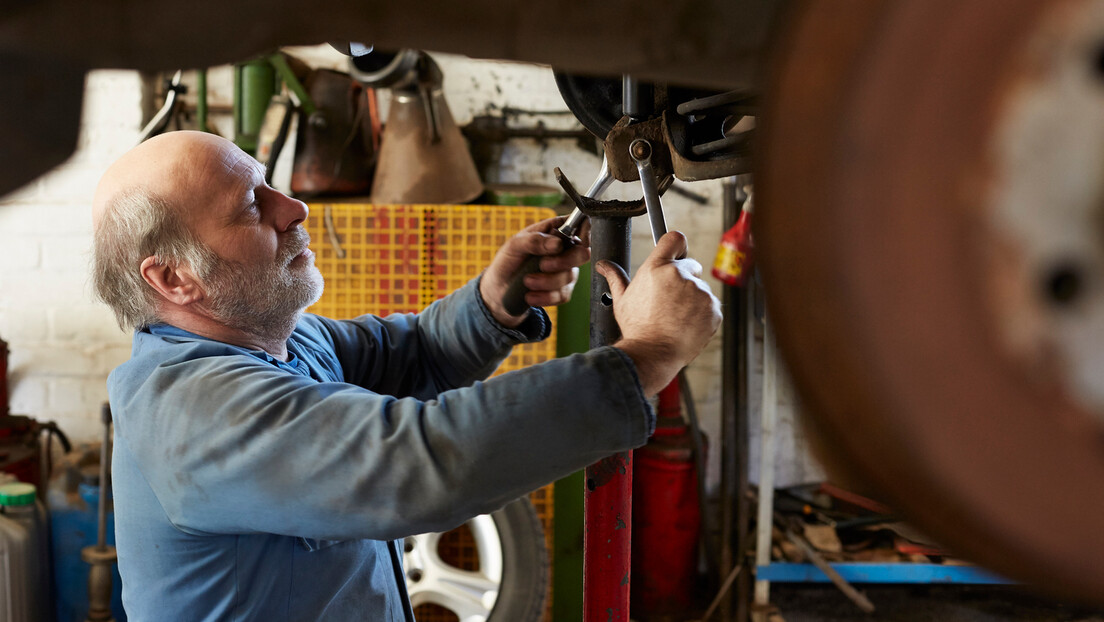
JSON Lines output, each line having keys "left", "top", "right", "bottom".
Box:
{"left": 92, "top": 130, "right": 244, "bottom": 229}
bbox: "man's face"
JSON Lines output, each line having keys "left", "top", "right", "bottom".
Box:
{"left": 180, "top": 139, "right": 323, "bottom": 331}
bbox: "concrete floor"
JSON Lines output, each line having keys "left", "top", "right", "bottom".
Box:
{"left": 768, "top": 585, "right": 1104, "bottom": 622}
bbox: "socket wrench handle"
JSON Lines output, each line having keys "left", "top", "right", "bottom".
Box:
{"left": 501, "top": 156, "right": 613, "bottom": 316}
{"left": 629, "top": 139, "right": 667, "bottom": 245}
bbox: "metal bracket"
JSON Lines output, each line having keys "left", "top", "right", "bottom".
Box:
{"left": 555, "top": 168, "right": 647, "bottom": 219}
{"left": 602, "top": 115, "right": 672, "bottom": 182}
{"left": 603, "top": 112, "right": 754, "bottom": 183}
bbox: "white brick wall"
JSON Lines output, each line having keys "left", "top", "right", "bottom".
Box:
{"left": 0, "top": 70, "right": 139, "bottom": 440}
{"left": 0, "top": 52, "right": 821, "bottom": 492}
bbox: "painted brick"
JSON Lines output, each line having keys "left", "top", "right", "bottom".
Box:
{"left": 2, "top": 239, "right": 41, "bottom": 271}
{"left": 50, "top": 305, "right": 128, "bottom": 343}
{"left": 0, "top": 272, "right": 91, "bottom": 307}
{"left": 0, "top": 203, "right": 93, "bottom": 236}
{"left": 81, "top": 378, "right": 110, "bottom": 409}
{"left": 0, "top": 202, "right": 44, "bottom": 234}
{"left": 10, "top": 346, "right": 96, "bottom": 378}
{"left": 36, "top": 164, "right": 104, "bottom": 205}
{"left": 51, "top": 416, "right": 105, "bottom": 444}
{"left": 40, "top": 235, "right": 93, "bottom": 272}
{"left": 0, "top": 307, "right": 49, "bottom": 342}
{"left": 72, "top": 127, "right": 141, "bottom": 167}
{"left": 7, "top": 376, "right": 48, "bottom": 414}
{"left": 46, "top": 377, "right": 98, "bottom": 413}
{"left": 80, "top": 71, "right": 145, "bottom": 125}
{"left": 92, "top": 343, "right": 133, "bottom": 375}
{"left": 0, "top": 179, "right": 43, "bottom": 206}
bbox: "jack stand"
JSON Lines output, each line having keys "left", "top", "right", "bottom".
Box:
{"left": 585, "top": 213, "right": 634, "bottom": 622}
{"left": 553, "top": 161, "right": 645, "bottom": 621}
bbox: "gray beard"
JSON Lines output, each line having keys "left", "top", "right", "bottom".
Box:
{"left": 202, "top": 229, "right": 324, "bottom": 339}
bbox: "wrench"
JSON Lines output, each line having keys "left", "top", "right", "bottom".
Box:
{"left": 500, "top": 155, "right": 613, "bottom": 316}
{"left": 629, "top": 138, "right": 667, "bottom": 245}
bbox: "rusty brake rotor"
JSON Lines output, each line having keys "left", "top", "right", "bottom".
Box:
{"left": 759, "top": 0, "right": 1104, "bottom": 602}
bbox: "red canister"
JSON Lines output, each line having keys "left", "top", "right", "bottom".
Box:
{"left": 630, "top": 379, "right": 703, "bottom": 618}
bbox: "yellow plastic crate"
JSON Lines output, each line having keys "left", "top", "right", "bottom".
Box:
{"left": 305, "top": 203, "right": 558, "bottom": 376}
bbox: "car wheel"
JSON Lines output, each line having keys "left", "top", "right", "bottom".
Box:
{"left": 404, "top": 497, "right": 548, "bottom": 622}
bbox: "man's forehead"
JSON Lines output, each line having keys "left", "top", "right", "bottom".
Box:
{"left": 173, "top": 139, "right": 265, "bottom": 235}
{"left": 205, "top": 141, "right": 264, "bottom": 190}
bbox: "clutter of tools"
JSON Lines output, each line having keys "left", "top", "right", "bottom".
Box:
{"left": 769, "top": 483, "right": 951, "bottom": 567}
{"left": 0, "top": 335, "right": 122, "bottom": 621}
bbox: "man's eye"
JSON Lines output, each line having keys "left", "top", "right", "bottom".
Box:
{"left": 238, "top": 202, "right": 260, "bottom": 222}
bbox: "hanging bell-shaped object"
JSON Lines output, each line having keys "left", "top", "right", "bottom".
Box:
{"left": 355, "top": 51, "right": 483, "bottom": 204}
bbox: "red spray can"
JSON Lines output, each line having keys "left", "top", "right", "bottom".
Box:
{"left": 631, "top": 378, "right": 703, "bottom": 618}
{"left": 711, "top": 193, "right": 754, "bottom": 287}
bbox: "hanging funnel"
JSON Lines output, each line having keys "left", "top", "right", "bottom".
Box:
{"left": 351, "top": 50, "right": 483, "bottom": 204}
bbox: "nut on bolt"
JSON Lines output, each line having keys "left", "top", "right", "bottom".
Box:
{"left": 629, "top": 138, "right": 651, "bottom": 161}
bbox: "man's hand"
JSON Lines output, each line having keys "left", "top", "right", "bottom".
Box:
{"left": 595, "top": 231, "right": 722, "bottom": 396}
{"left": 480, "top": 215, "right": 592, "bottom": 327}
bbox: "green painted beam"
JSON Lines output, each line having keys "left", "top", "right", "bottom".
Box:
{"left": 552, "top": 263, "right": 590, "bottom": 621}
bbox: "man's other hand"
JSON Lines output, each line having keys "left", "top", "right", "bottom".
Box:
{"left": 595, "top": 231, "right": 722, "bottom": 396}
{"left": 480, "top": 215, "right": 592, "bottom": 328}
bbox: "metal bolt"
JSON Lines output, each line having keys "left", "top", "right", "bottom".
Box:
{"left": 408, "top": 569, "right": 423, "bottom": 583}
{"left": 629, "top": 139, "right": 651, "bottom": 161}
{"left": 403, "top": 538, "right": 415, "bottom": 553}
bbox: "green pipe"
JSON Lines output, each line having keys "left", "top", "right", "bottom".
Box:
{"left": 196, "top": 69, "right": 208, "bottom": 133}
{"left": 234, "top": 59, "right": 277, "bottom": 156}
{"left": 268, "top": 53, "right": 316, "bottom": 116}
{"left": 552, "top": 264, "right": 590, "bottom": 621}
{"left": 233, "top": 64, "right": 242, "bottom": 143}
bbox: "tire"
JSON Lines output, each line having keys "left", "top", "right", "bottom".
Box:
{"left": 404, "top": 497, "right": 548, "bottom": 622}
{"left": 486, "top": 499, "right": 548, "bottom": 622}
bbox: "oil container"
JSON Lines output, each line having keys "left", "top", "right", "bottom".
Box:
{"left": 0, "top": 482, "right": 50, "bottom": 622}
{"left": 49, "top": 480, "right": 125, "bottom": 622}
{"left": 631, "top": 379, "right": 704, "bottom": 619}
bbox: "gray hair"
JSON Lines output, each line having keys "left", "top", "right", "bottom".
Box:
{"left": 91, "top": 188, "right": 218, "bottom": 331}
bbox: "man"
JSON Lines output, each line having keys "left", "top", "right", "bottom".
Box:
{"left": 91, "top": 130, "right": 720, "bottom": 620}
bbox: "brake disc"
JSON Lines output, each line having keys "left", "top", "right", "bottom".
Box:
{"left": 759, "top": 0, "right": 1104, "bottom": 602}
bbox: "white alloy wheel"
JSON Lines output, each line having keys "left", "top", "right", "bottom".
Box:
{"left": 403, "top": 514, "right": 503, "bottom": 622}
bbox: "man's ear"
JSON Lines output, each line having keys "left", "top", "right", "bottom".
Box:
{"left": 140, "top": 256, "right": 205, "bottom": 306}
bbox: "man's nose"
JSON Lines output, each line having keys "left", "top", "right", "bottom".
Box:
{"left": 273, "top": 192, "right": 309, "bottom": 232}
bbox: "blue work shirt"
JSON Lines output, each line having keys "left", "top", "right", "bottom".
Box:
{"left": 109, "top": 278, "right": 654, "bottom": 621}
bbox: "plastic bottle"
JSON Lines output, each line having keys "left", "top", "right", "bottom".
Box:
{"left": 711, "top": 192, "right": 754, "bottom": 287}
{"left": 0, "top": 482, "right": 50, "bottom": 622}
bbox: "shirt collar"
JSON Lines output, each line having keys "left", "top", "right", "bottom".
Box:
{"left": 145, "top": 323, "right": 309, "bottom": 376}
